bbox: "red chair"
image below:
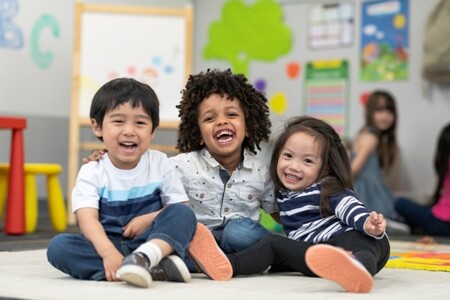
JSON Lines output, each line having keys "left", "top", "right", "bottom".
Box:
{"left": 0, "top": 116, "right": 26, "bottom": 235}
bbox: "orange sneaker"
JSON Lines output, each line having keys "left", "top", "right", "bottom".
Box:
{"left": 188, "top": 223, "right": 233, "bottom": 281}
{"left": 305, "top": 244, "right": 373, "bottom": 293}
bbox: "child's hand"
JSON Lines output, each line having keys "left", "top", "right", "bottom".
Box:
{"left": 364, "top": 211, "right": 386, "bottom": 236}
{"left": 122, "top": 213, "right": 155, "bottom": 239}
{"left": 82, "top": 149, "right": 108, "bottom": 164}
{"left": 102, "top": 248, "right": 124, "bottom": 281}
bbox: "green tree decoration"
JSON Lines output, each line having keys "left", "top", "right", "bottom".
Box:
{"left": 203, "top": 0, "right": 292, "bottom": 77}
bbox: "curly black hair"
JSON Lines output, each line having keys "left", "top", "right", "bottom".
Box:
{"left": 176, "top": 69, "right": 271, "bottom": 154}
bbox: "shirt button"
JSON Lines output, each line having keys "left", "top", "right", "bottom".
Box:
{"left": 227, "top": 183, "right": 232, "bottom": 188}
{"left": 224, "top": 207, "right": 229, "bottom": 212}
{"left": 200, "top": 193, "right": 205, "bottom": 198}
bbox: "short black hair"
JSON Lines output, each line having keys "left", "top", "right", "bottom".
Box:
{"left": 89, "top": 77, "right": 160, "bottom": 141}
{"left": 176, "top": 69, "right": 271, "bottom": 154}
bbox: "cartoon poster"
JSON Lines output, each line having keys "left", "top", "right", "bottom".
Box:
{"left": 307, "top": 2, "right": 354, "bottom": 50}
{"left": 303, "top": 60, "right": 349, "bottom": 136}
{"left": 360, "top": 0, "right": 409, "bottom": 81}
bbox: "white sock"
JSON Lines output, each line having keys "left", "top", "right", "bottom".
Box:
{"left": 135, "top": 242, "right": 163, "bottom": 269}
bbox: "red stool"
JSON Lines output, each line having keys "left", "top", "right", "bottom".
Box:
{"left": 0, "top": 116, "right": 26, "bottom": 235}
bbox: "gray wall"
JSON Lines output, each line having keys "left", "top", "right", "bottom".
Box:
{"left": 1, "top": 0, "right": 449, "bottom": 205}
{"left": 0, "top": 0, "right": 190, "bottom": 200}
{"left": 193, "top": 0, "right": 450, "bottom": 203}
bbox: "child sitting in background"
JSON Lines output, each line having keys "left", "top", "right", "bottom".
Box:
{"left": 395, "top": 122, "right": 450, "bottom": 237}
{"left": 350, "top": 90, "right": 410, "bottom": 234}
{"left": 48, "top": 78, "right": 232, "bottom": 288}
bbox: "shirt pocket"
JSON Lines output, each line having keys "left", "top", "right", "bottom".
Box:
{"left": 237, "top": 189, "right": 262, "bottom": 211}
{"left": 188, "top": 190, "right": 216, "bottom": 202}
{"left": 188, "top": 190, "right": 217, "bottom": 216}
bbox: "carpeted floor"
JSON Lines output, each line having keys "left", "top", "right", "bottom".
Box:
{"left": 1, "top": 248, "right": 450, "bottom": 300}
{"left": 2, "top": 205, "right": 450, "bottom": 299}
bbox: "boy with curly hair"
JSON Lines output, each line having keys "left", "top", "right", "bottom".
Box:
{"left": 171, "top": 69, "right": 279, "bottom": 256}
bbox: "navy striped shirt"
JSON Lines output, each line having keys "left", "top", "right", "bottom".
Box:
{"left": 278, "top": 182, "right": 376, "bottom": 243}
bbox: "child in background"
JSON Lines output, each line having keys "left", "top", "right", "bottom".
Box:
{"left": 395, "top": 122, "right": 450, "bottom": 237}
{"left": 47, "top": 78, "right": 231, "bottom": 288}
{"left": 350, "top": 90, "right": 410, "bottom": 233}
{"left": 171, "top": 69, "right": 279, "bottom": 254}
{"left": 225, "top": 116, "right": 390, "bottom": 293}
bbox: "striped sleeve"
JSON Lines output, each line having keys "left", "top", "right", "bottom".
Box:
{"left": 331, "top": 189, "right": 371, "bottom": 233}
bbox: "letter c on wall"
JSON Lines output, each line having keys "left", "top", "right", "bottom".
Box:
{"left": 30, "top": 14, "right": 59, "bottom": 69}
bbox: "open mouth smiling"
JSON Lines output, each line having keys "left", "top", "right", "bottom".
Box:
{"left": 215, "top": 130, "right": 234, "bottom": 143}
{"left": 286, "top": 174, "right": 300, "bottom": 182}
{"left": 120, "top": 141, "right": 137, "bottom": 150}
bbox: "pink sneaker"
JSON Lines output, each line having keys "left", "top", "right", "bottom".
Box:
{"left": 188, "top": 223, "right": 233, "bottom": 281}
{"left": 305, "top": 244, "right": 373, "bottom": 293}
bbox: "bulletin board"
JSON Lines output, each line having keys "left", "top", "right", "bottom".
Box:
{"left": 303, "top": 59, "right": 349, "bottom": 136}
{"left": 67, "top": 3, "right": 192, "bottom": 223}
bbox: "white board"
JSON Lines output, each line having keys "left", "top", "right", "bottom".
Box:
{"left": 77, "top": 6, "right": 190, "bottom": 122}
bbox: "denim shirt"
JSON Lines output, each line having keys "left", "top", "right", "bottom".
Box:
{"left": 170, "top": 148, "right": 278, "bottom": 229}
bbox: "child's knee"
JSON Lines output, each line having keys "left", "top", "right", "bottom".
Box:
{"left": 222, "top": 218, "right": 270, "bottom": 251}
{"left": 165, "top": 203, "right": 196, "bottom": 223}
{"left": 47, "top": 234, "right": 70, "bottom": 266}
{"left": 47, "top": 234, "right": 66, "bottom": 255}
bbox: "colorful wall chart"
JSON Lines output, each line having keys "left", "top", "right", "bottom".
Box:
{"left": 307, "top": 1, "right": 354, "bottom": 50}
{"left": 303, "top": 60, "right": 349, "bottom": 136}
{"left": 360, "top": 0, "right": 409, "bottom": 81}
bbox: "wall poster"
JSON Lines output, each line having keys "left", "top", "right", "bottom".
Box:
{"left": 303, "top": 59, "right": 349, "bottom": 136}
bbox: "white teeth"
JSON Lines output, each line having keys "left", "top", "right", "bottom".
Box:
{"left": 216, "top": 130, "right": 232, "bottom": 138}
{"left": 286, "top": 174, "right": 299, "bottom": 180}
{"left": 218, "top": 136, "right": 233, "bottom": 143}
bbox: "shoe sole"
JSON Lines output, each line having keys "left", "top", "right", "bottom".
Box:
{"left": 161, "top": 255, "right": 192, "bottom": 283}
{"left": 116, "top": 264, "right": 152, "bottom": 288}
{"left": 305, "top": 244, "right": 373, "bottom": 293}
{"left": 188, "top": 223, "right": 233, "bottom": 281}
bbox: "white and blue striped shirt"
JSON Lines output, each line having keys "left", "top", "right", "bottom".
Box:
{"left": 72, "top": 150, "right": 188, "bottom": 236}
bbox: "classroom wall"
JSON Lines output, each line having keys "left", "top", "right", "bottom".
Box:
{"left": 193, "top": 0, "right": 450, "bottom": 203}
{"left": 0, "top": 0, "right": 191, "bottom": 200}
{"left": 1, "top": 0, "right": 449, "bottom": 205}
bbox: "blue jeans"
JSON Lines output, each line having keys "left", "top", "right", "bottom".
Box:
{"left": 47, "top": 203, "right": 197, "bottom": 281}
{"left": 185, "top": 217, "right": 271, "bottom": 272}
{"left": 213, "top": 217, "right": 272, "bottom": 253}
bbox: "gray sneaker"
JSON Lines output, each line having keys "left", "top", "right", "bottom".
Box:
{"left": 116, "top": 252, "right": 152, "bottom": 288}
{"left": 149, "top": 255, "right": 191, "bottom": 283}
